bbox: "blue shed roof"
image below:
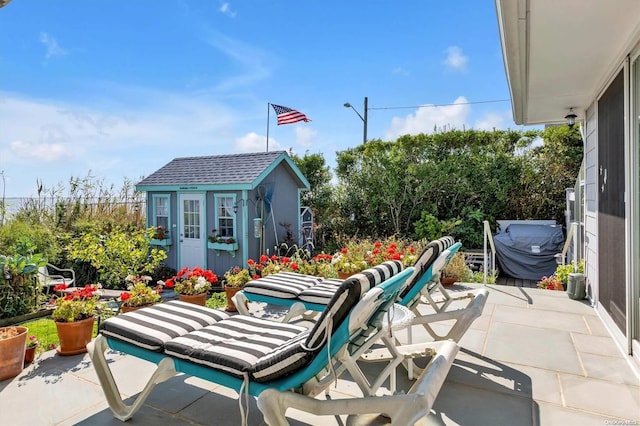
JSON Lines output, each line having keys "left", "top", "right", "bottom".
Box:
{"left": 135, "top": 151, "right": 310, "bottom": 191}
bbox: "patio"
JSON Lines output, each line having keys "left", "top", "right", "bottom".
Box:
{"left": 1, "top": 283, "right": 638, "bottom": 425}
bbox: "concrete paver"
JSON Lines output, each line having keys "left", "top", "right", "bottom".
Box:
{"left": 1, "top": 283, "right": 639, "bottom": 425}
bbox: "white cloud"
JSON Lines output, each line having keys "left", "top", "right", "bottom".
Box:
{"left": 295, "top": 126, "right": 317, "bottom": 148}
{"left": 0, "top": 90, "right": 239, "bottom": 196}
{"left": 39, "top": 32, "right": 68, "bottom": 59}
{"left": 444, "top": 46, "right": 467, "bottom": 72}
{"left": 473, "top": 111, "right": 510, "bottom": 130}
{"left": 10, "top": 140, "right": 73, "bottom": 161}
{"left": 236, "top": 132, "right": 277, "bottom": 152}
{"left": 385, "top": 96, "right": 471, "bottom": 139}
{"left": 219, "top": 2, "right": 237, "bottom": 17}
{"left": 392, "top": 66, "right": 409, "bottom": 76}
{"left": 204, "top": 32, "right": 270, "bottom": 92}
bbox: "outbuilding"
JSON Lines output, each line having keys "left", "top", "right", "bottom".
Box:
{"left": 135, "top": 151, "right": 310, "bottom": 277}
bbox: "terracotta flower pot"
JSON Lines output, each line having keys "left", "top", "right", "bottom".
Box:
{"left": 224, "top": 286, "right": 243, "bottom": 312}
{"left": 24, "top": 345, "right": 37, "bottom": 365}
{"left": 121, "top": 304, "right": 153, "bottom": 313}
{"left": 178, "top": 293, "right": 207, "bottom": 306}
{"left": 440, "top": 276, "right": 458, "bottom": 287}
{"left": 55, "top": 317, "right": 94, "bottom": 356}
{"left": 0, "top": 326, "right": 28, "bottom": 381}
{"left": 337, "top": 271, "right": 355, "bottom": 280}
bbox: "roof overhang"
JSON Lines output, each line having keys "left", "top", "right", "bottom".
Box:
{"left": 495, "top": 0, "right": 640, "bottom": 125}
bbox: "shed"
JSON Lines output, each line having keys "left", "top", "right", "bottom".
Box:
{"left": 135, "top": 151, "right": 310, "bottom": 277}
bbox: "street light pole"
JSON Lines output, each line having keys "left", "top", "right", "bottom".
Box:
{"left": 344, "top": 96, "right": 368, "bottom": 144}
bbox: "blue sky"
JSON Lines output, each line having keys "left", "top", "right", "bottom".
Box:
{"left": 0, "top": 1, "right": 521, "bottom": 197}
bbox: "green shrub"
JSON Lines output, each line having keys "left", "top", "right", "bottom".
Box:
{"left": 68, "top": 227, "right": 167, "bottom": 289}
{"left": 206, "top": 292, "right": 228, "bottom": 310}
{"left": 555, "top": 260, "right": 585, "bottom": 286}
{"left": 0, "top": 220, "right": 61, "bottom": 263}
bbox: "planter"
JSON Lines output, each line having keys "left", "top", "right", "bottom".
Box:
{"left": 24, "top": 346, "right": 36, "bottom": 365}
{"left": 0, "top": 326, "right": 28, "bottom": 381}
{"left": 150, "top": 238, "right": 172, "bottom": 247}
{"left": 121, "top": 304, "right": 153, "bottom": 313}
{"left": 55, "top": 317, "right": 95, "bottom": 356}
{"left": 337, "top": 271, "right": 356, "bottom": 280}
{"left": 178, "top": 293, "right": 207, "bottom": 306}
{"left": 208, "top": 241, "right": 238, "bottom": 257}
{"left": 440, "top": 276, "right": 458, "bottom": 287}
{"left": 224, "top": 286, "right": 243, "bottom": 312}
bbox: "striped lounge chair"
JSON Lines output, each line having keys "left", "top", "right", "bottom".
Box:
{"left": 234, "top": 236, "right": 489, "bottom": 343}
{"left": 87, "top": 261, "right": 460, "bottom": 425}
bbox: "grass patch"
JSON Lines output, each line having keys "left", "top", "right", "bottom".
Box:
{"left": 19, "top": 317, "right": 99, "bottom": 355}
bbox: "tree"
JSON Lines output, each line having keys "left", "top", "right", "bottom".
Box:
{"left": 289, "top": 151, "right": 334, "bottom": 251}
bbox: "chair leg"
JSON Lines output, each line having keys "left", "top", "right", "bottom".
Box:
{"left": 87, "top": 336, "right": 178, "bottom": 421}
{"left": 257, "top": 341, "right": 459, "bottom": 426}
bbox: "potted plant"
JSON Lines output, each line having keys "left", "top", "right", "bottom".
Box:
{"left": 161, "top": 267, "right": 217, "bottom": 306}
{"left": 440, "top": 252, "right": 468, "bottom": 287}
{"left": 0, "top": 325, "right": 28, "bottom": 380}
{"left": 24, "top": 334, "right": 38, "bottom": 365}
{"left": 51, "top": 284, "right": 101, "bottom": 356}
{"left": 222, "top": 266, "right": 253, "bottom": 312}
{"left": 537, "top": 275, "right": 564, "bottom": 291}
{"left": 331, "top": 247, "right": 370, "bottom": 279}
{"left": 150, "top": 226, "right": 172, "bottom": 246}
{"left": 119, "top": 275, "right": 161, "bottom": 313}
{"left": 207, "top": 229, "right": 238, "bottom": 255}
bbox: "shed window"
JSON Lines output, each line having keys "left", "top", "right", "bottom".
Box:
{"left": 152, "top": 195, "right": 171, "bottom": 237}
{"left": 215, "top": 195, "right": 236, "bottom": 239}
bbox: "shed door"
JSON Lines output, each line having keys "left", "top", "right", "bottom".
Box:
{"left": 179, "top": 193, "right": 205, "bottom": 269}
{"left": 598, "top": 70, "right": 626, "bottom": 333}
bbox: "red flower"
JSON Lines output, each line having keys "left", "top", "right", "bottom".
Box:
{"left": 164, "top": 278, "right": 175, "bottom": 288}
{"left": 291, "top": 262, "right": 299, "bottom": 270}
{"left": 341, "top": 247, "right": 348, "bottom": 254}
{"left": 53, "top": 283, "right": 68, "bottom": 292}
{"left": 247, "top": 259, "right": 255, "bottom": 267}
{"left": 374, "top": 241, "right": 382, "bottom": 248}
{"left": 260, "top": 255, "right": 269, "bottom": 263}
{"left": 120, "top": 292, "right": 131, "bottom": 301}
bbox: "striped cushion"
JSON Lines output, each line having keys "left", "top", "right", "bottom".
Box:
{"left": 242, "top": 272, "right": 322, "bottom": 299}
{"left": 99, "top": 301, "right": 230, "bottom": 352}
{"left": 164, "top": 315, "right": 310, "bottom": 381}
{"left": 305, "top": 260, "right": 403, "bottom": 350}
{"left": 297, "top": 278, "right": 342, "bottom": 304}
{"left": 399, "top": 236, "right": 456, "bottom": 299}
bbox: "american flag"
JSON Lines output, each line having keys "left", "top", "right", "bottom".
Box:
{"left": 271, "top": 104, "right": 311, "bottom": 125}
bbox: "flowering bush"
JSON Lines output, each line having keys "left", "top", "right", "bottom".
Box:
{"left": 26, "top": 334, "right": 39, "bottom": 349}
{"left": 51, "top": 284, "right": 101, "bottom": 322}
{"left": 120, "top": 276, "right": 161, "bottom": 307}
{"left": 207, "top": 228, "right": 236, "bottom": 244}
{"left": 297, "top": 253, "right": 336, "bottom": 277}
{"left": 161, "top": 267, "right": 218, "bottom": 295}
{"left": 223, "top": 266, "right": 253, "bottom": 288}
{"left": 537, "top": 275, "right": 564, "bottom": 290}
{"left": 331, "top": 239, "right": 420, "bottom": 274}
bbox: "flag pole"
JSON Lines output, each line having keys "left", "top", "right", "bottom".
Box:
{"left": 266, "top": 103, "right": 270, "bottom": 152}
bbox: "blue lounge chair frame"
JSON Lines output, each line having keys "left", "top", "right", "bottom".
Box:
{"left": 88, "top": 265, "right": 460, "bottom": 425}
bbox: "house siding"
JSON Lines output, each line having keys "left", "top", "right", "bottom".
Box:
{"left": 584, "top": 102, "right": 599, "bottom": 305}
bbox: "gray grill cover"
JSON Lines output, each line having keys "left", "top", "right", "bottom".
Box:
{"left": 494, "top": 224, "right": 564, "bottom": 281}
